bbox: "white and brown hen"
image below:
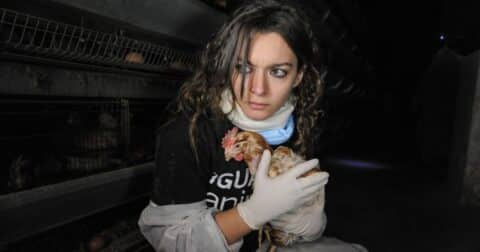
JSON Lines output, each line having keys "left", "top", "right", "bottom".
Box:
{"left": 222, "top": 127, "right": 323, "bottom": 251}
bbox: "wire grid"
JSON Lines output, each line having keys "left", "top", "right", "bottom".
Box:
{"left": 0, "top": 99, "right": 126, "bottom": 193}
{"left": 0, "top": 8, "right": 198, "bottom": 72}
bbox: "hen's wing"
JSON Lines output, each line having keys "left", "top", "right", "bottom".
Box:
{"left": 265, "top": 146, "right": 324, "bottom": 248}
{"left": 270, "top": 146, "right": 321, "bottom": 178}
{"left": 269, "top": 146, "right": 313, "bottom": 177}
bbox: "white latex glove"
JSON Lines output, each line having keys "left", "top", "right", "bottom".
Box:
{"left": 269, "top": 187, "right": 328, "bottom": 241}
{"left": 237, "top": 150, "right": 329, "bottom": 230}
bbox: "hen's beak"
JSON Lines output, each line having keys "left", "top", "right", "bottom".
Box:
{"left": 224, "top": 148, "right": 233, "bottom": 161}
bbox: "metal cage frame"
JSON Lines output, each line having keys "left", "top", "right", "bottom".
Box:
{"left": 0, "top": 8, "right": 199, "bottom": 73}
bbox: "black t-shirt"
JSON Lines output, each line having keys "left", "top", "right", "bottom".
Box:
{"left": 151, "top": 114, "right": 254, "bottom": 207}
{"left": 151, "top": 114, "right": 262, "bottom": 251}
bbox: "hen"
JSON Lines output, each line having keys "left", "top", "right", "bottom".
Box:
{"left": 222, "top": 127, "right": 323, "bottom": 251}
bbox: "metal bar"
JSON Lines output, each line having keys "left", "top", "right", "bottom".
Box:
{"left": 0, "top": 8, "right": 198, "bottom": 74}
{"left": 0, "top": 162, "right": 154, "bottom": 245}
{"left": 179, "top": 53, "right": 187, "bottom": 66}
{"left": 16, "top": 15, "right": 29, "bottom": 47}
{"left": 0, "top": 99, "right": 119, "bottom": 105}
{"left": 101, "top": 34, "right": 114, "bottom": 59}
{"left": 38, "top": 21, "right": 51, "bottom": 48}
{"left": 48, "top": 22, "right": 59, "bottom": 50}
{"left": 121, "top": 38, "right": 133, "bottom": 62}
{"left": 87, "top": 31, "right": 99, "bottom": 56}
{"left": 139, "top": 42, "right": 148, "bottom": 63}
{"left": 154, "top": 46, "right": 166, "bottom": 65}
{"left": 162, "top": 48, "right": 172, "bottom": 67}
{"left": 28, "top": 18, "right": 41, "bottom": 47}
{"left": 0, "top": 9, "right": 6, "bottom": 24}
{"left": 7, "top": 10, "right": 18, "bottom": 43}
{"left": 150, "top": 45, "right": 162, "bottom": 65}
{"left": 64, "top": 24, "right": 76, "bottom": 52}
{"left": 93, "top": 33, "right": 109, "bottom": 58}
{"left": 143, "top": 43, "right": 153, "bottom": 65}
{"left": 0, "top": 133, "right": 57, "bottom": 141}
{"left": 78, "top": 29, "right": 92, "bottom": 56}
{"left": 120, "top": 99, "right": 130, "bottom": 157}
{"left": 57, "top": 23, "right": 69, "bottom": 52}
{"left": 0, "top": 52, "right": 189, "bottom": 79}
{"left": 72, "top": 28, "right": 85, "bottom": 53}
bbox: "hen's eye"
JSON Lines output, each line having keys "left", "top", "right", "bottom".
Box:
{"left": 270, "top": 68, "right": 287, "bottom": 78}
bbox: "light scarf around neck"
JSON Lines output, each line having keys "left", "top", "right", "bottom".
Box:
{"left": 220, "top": 90, "right": 295, "bottom": 145}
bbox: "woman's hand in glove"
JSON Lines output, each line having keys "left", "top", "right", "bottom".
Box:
{"left": 236, "top": 150, "right": 329, "bottom": 230}
{"left": 269, "top": 188, "right": 328, "bottom": 241}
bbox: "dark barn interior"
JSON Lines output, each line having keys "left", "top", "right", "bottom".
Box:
{"left": 1, "top": 0, "right": 480, "bottom": 251}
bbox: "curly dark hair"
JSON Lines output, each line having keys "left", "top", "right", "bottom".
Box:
{"left": 172, "top": 0, "right": 324, "bottom": 160}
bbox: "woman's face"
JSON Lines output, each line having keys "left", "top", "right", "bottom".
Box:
{"left": 231, "top": 32, "right": 303, "bottom": 120}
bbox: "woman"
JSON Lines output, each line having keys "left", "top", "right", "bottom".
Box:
{"left": 139, "top": 0, "right": 366, "bottom": 251}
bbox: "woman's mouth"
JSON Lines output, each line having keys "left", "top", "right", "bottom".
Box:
{"left": 248, "top": 101, "right": 268, "bottom": 110}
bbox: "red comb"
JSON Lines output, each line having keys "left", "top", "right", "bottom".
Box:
{"left": 222, "top": 127, "right": 238, "bottom": 149}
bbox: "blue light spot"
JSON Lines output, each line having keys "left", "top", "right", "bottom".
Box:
{"left": 327, "top": 158, "right": 389, "bottom": 170}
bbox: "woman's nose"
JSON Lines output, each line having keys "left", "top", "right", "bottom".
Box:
{"left": 250, "top": 71, "right": 267, "bottom": 95}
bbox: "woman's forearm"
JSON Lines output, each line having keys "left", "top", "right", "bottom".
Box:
{"left": 214, "top": 207, "right": 252, "bottom": 244}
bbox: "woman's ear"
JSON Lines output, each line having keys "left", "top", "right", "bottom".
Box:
{"left": 293, "top": 67, "right": 305, "bottom": 88}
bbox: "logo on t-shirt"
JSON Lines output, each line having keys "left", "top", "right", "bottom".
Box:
{"left": 206, "top": 168, "right": 254, "bottom": 210}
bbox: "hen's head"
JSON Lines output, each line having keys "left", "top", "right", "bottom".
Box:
{"left": 221, "top": 127, "right": 245, "bottom": 162}
{"left": 222, "top": 127, "right": 272, "bottom": 175}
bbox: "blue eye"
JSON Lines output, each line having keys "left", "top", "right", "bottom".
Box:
{"left": 271, "top": 69, "right": 287, "bottom": 78}
{"left": 236, "top": 64, "right": 252, "bottom": 74}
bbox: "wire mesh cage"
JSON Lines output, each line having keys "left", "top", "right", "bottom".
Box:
{"left": 0, "top": 98, "right": 164, "bottom": 195}
{"left": 0, "top": 8, "right": 199, "bottom": 72}
{"left": 7, "top": 200, "right": 151, "bottom": 252}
